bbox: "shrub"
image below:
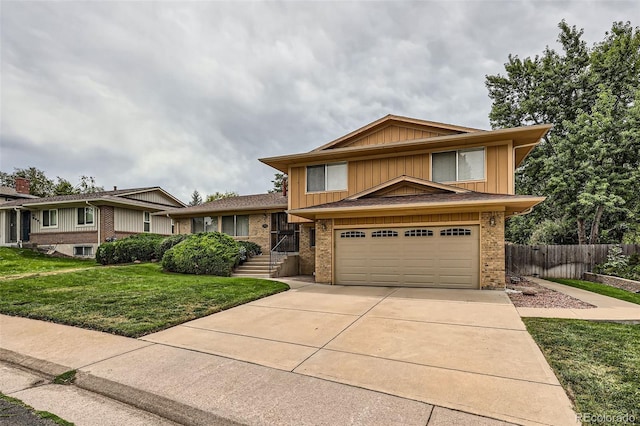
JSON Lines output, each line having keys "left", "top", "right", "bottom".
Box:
{"left": 155, "top": 234, "right": 190, "bottom": 259}
{"left": 96, "top": 234, "right": 165, "bottom": 265}
{"left": 162, "top": 232, "right": 240, "bottom": 276}
{"left": 237, "top": 241, "right": 262, "bottom": 257}
{"left": 595, "top": 245, "right": 640, "bottom": 281}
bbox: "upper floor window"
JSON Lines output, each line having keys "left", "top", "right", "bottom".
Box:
{"left": 307, "top": 162, "right": 347, "bottom": 192}
{"left": 42, "top": 209, "right": 58, "bottom": 228}
{"left": 432, "top": 148, "right": 484, "bottom": 182}
{"left": 77, "top": 207, "right": 94, "bottom": 226}
{"left": 143, "top": 211, "right": 151, "bottom": 232}
{"left": 222, "top": 215, "right": 249, "bottom": 237}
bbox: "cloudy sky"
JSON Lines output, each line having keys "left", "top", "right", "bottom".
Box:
{"left": 1, "top": 1, "right": 637, "bottom": 202}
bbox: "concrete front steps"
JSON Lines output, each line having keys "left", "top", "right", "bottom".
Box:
{"left": 232, "top": 254, "right": 274, "bottom": 278}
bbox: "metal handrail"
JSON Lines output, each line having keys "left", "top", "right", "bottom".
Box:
{"left": 269, "top": 235, "right": 289, "bottom": 275}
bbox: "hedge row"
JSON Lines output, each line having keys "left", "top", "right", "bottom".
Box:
{"left": 95, "top": 234, "right": 165, "bottom": 265}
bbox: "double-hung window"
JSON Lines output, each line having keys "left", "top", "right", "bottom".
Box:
{"left": 432, "top": 148, "right": 485, "bottom": 182}
{"left": 143, "top": 211, "right": 151, "bottom": 232}
{"left": 307, "top": 162, "right": 347, "bottom": 192}
{"left": 77, "top": 207, "right": 94, "bottom": 226}
{"left": 221, "top": 215, "right": 249, "bottom": 237}
{"left": 42, "top": 209, "right": 58, "bottom": 228}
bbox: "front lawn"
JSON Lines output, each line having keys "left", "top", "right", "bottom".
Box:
{"left": 0, "top": 247, "right": 95, "bottom": 276}
{"left": 546, "top": 278, "right": 640, "bottom": 305}
{"left": 0, "top": 263, "right": 288, "bottom": 337}
{"left": 524, "top": 318, "right": 639, "bottom": 424}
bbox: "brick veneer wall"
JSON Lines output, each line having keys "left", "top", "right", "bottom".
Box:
{"left": 30, "top": 231, "right": 98, "bottom": 245}
{"left": 175, "top": 219, "right": 191, "bottom": 235}
{"left": 100, "top": 206, "right": 115, "bottom": 242}
{"left": 480, "top": 211, "right": 505, "bottom": 289}
{"left": 298, "top": 224, "right": 316, "bottom": 275}
{"left": 315, "top": 219, "right": 333, "bottom": 283}
{"left": 242, "top": 214, "right": 270, "bottom": 252}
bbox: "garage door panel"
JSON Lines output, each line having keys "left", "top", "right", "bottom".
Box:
{"left": 335, "top": 226, "right": 479, "bottom": 288}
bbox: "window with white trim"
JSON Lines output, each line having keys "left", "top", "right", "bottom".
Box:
{"left": 432, "top": 148, "right": 484, "bottom": 182}
{"left": 307, "top": 162, "right": 347, "bottom": 192}
{"left": 74, "top": 246, "right": 93, "bottom": 257}
{"left": 77, "top": 207, "right": 94, "bottom": 226}
{"left": 42, "top": 209, "right": 58, "bottom": 228}
{"left": 221, "top": 215, "right": 249, "bottom": 237}
{"left": 143, "top": 211, "right": 151, "bottom": 232}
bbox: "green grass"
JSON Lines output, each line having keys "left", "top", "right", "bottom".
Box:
{"left": 524, "top": 318, "right": 639, "bottom": 424}
{"left": 546, "top": 278, "right": 640, "bottom": 305}
{"left": 0, "top": 247, "right": 96, "bottom": 276}
{"left": 0, "top": 392, "right": 74, "bottom": 425}
{"left": 0, "top": 263, "right": 289, "bottom": 337}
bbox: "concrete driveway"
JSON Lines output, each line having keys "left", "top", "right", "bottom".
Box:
{"left": 143, "top": 282, "right": 577, "bottom": 425}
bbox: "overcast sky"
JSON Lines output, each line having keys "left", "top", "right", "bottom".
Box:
{"left": 1, "top": 1, "right": 637, "bottom": 202}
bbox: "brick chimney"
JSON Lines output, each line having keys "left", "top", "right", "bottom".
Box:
{"left": 15, "top": 177, "right": 30, "bottom": 194}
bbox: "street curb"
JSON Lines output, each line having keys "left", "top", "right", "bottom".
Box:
{"left": 0, "top": 349, "right": 243, "bottom": 426}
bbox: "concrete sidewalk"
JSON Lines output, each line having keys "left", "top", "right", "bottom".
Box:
{"left": 516, "top": 277, "right": 640, "bottom": 320}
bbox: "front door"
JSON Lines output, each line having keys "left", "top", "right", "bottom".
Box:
{"left": 21, "top": 211, "right": 31, "bottom": 242}
{"left": 8, "top": 211, "right": 17, "bottom": 242}
{"left": 270, "top": 212, "right": 299, "bottom": 252}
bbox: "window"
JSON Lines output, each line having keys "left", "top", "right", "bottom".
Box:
{"left": 74, "top": 246, "right": 93, "bottom": 257}
{"left": 171, "top": 219, "right": 175, "bottom": 234}
{"left": 307, "top": 162, "right": 347, "bottom": 192}
{"left": 77, "top": 207, "right": 94, "bottom": 226}
{"left": 309, "top": 228, "right": 316, "bottom": 247}
{"left": 371, "top": 230, "right": 398, "bottom": 238}
{"left": 405, "top": 229, "right": 433, "bottom": 237}
{"left": 42, "top": 209, "right": 58, "bottom": 228}
{"left": 192, "top": 217, "right": 204, "bottom": 233}
{"left": 143, "top": 211, "right": 151, "bottom": 232}
{"left": 221, "top": 215, "right": 249, "bottom": 237}
{"left": 340, "top": 231, "right": 366, "bottom": 238}
{"left": 440, "top": 228, "right": 472, "bottom": 236}
{"left": 432, "top": 148, "right": 484, "bottom": 182}
{"left": 204, "top": 216, "right": 218, "bottom": 233}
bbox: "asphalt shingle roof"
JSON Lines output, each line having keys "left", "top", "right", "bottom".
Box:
{"left": 0, "top": 187, "right": 162, "bottom": 208}
{"left": 162, "top": 193, "right": 287, "bottom": 216}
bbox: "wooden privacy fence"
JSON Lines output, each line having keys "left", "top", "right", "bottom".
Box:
{"left": 506, "top": 244, "right": 640, "bottom": 279}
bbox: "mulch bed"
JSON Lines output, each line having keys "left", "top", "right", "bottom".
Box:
{"left": 507, "top": 278, "right": 596, "bottom": 309}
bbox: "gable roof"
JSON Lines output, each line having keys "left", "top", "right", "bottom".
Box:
{"left": 260, "top": 123, "right": 552, "bottom": 173}
{"left": 159, "top": 193, "right": 288, "bottom": 217}
{"left": 346, "top": 176, "right": 470, "bottom": 200}
{"left": 0, "top": 187, "right": 186, "bottom": 210}
{"left": 288, "top": 191, "right": 546, "bottom": 220}
{"left": 313, "top": 114, "right": 482, "bottom": 151}
{"left": 0, "top": 186, "right": 39, "bottom": 200}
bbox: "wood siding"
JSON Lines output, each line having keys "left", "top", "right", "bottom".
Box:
{"left": 336, "top": 124, "right": 460, "bottom": 149}
{"left": 114, "top": 208, "right": 172, "bottom": 234}
{"left": 32, "top": 208, "right": 98, "bottom": 233}
{"left": 334, "top": 213, "right": 479, "bottom": 227}
{"left": 152, "top": 215, "right": 173, "bottom": 235}
{"left": 123, "top": 190, "right": 182, "bottom": 207}
{"left": 506, "top": 244, "right": 640, "bottom": 279}
{"left": 289, "top": 144, "right": 511, "bottom": 212}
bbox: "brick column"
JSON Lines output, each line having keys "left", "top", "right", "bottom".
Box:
{"left": 298, "top": 224, "right": 316, "bottom": 275}
{"left": 315, "top": 219, "right": 333, "bottom": 283}
{"left": 480, "top": 211, "right": 505, "bottom": 289}
{"left": 100, "top": 206, "right": 115, "bottom": 242}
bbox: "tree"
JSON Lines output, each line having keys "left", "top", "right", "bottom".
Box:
{"left": 268, "top": 173, "right": 286, "bottom": 194}
{"left": 486, "top": 21, "right": 640, "bottom": 244}
{"left": 0, "top": 167, "right": 55, "bottom": 197}
{"left": 53, "top": 177, "right": 77, "bottom": 195}
{"left": 205, "top": 191, "right": 238, "bottom": 202}
{"left": 189, "top": 190, "right": 203, "bottom": 206}
{"left": 77, "top": 175, "right": 104, "bottom": 193}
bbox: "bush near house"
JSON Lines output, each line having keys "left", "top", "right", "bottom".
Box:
{"left": 162, "top": 232, "right": 240, "bottom": 276}
{"left": 155, "top": 234, "right": 190, "bottom": 259}
{"left": 237, "top": 241, "right": 262, "bottom": 264}
{"left": 95, "top": 234, "right": 165, "bottom": 265}
{"left": 594, "top": 245, "right": 640, "bottom": 281}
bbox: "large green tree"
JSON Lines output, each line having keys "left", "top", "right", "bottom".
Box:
{"left": 486, "top": 21, "right": 640, "bottom": 244}
{"left": 1, "top": 167, "right": 104, "bottom": 197}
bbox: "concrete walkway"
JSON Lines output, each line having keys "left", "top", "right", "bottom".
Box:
{"left": 0, "top": 282, "right": 579, "bottom": 426}
{"left": 516, "top": 277, "right": 640, "bottom": 320}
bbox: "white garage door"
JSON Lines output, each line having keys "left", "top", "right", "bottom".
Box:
{"left": 335, "top": 226, "right": 479, "bottom": 288}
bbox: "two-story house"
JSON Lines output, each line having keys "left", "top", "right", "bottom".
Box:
{"left": 260, "top": 115, "right": 550, "bottom": 289}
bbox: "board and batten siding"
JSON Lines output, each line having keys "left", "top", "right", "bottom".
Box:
{"left": 335, "top": 124, "right": 461, "bottom": 149}
{"left": 32, "top": 207, "right": 98, "bottom": 233}
{"left": 123, "top": 191, "right": 182, "bottom": 207}
{"left": 114, "top": 208, "right": 172, "bottom": 234}
{"left": 288, "top": 144, "right": 512, "bottom": 215}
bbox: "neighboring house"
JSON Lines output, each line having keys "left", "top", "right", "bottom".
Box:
{"left": 258, "top": 114, "right": 550, "bottom": 289}
{"left": 0, "top": 187, "right": 186, "bottom": 257}
{"left": 0, "top": 177, "right": 39, "bottom": 203}
{"left": 160, "top": 193, "right": 296, "bottom": 254}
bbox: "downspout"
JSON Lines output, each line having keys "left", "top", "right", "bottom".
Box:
{"left": 86, "top": 201, "right": 100, "bottom": 245}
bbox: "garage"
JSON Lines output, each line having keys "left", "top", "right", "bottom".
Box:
{"left": 334, "top": 226, "right": 479, "bottom": 288}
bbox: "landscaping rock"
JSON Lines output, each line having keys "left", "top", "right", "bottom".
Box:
{"left": 521, "top": 287, "right": 538, "bottom": 296}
